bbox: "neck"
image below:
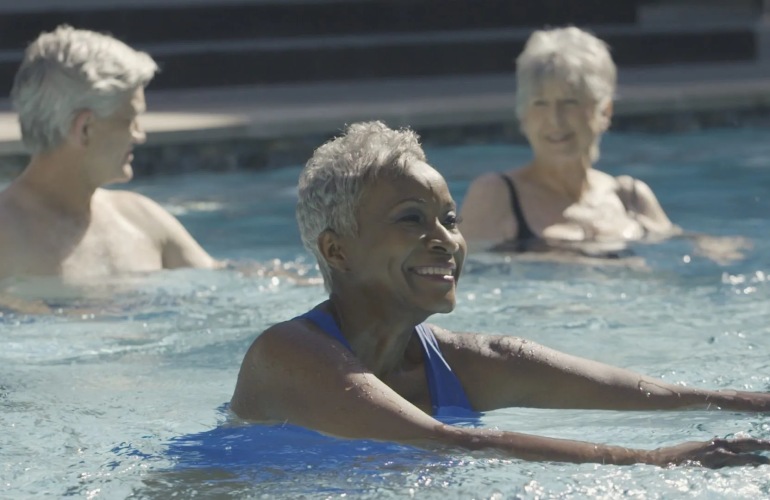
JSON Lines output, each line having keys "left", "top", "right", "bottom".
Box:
{"left": 525, "top": 155, "right": 592, "bottom": 201}
{"left": 325, "top": 289, "right": 426, "bottom": 377}
{"left": 14, "top": 151, "right": 97, "bottom": 216}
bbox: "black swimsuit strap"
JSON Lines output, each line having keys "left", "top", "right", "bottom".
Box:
{"left": 500, "top": 174, "right": 537, "bottom": 241}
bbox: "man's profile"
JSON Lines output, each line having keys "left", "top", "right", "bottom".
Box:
{"left": 0, "top": 25, "right": 218, "bottom": 283}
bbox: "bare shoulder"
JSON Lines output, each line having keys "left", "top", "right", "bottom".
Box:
{"left": 428, "top": 324, "right": 527, "bottom": 357}
{"left": 460, "top": 170, "right": 521, "bottom": 244}
{"left": 615, "top": 175, "right": 658, "bottom": 198}
{"left": 250, "top": 319, "right": 364, "bottom": 378}
{"left": 231, "top": 318, "right": 363, "bottom": 420}
{"left": 246, "top": 319, "right": 353, "bottom": 364}
{"left": 466, "top": 171, "right": 510, "bottom": 195}
{"left": 100, "top": 188, "right": 169, "bottom": 219}
{"left": 614, "top": 174, "right": 635, "bottom": 190}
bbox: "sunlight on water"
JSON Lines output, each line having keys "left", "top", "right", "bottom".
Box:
{"left": 3, "top": 129, "right": 770, "bottom": 498}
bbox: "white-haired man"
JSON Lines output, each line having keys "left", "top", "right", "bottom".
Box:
{"left": 0, "top": 25, "right": 219, "bottom": 282}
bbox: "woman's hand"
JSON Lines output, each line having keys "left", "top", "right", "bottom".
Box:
{"left": 648, "top": 437, "right": 770, "bottom": 468}
{"left": 691, "top": 235, "right": 753, "bottom": 265}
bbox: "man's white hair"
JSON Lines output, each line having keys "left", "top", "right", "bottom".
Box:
{"left": 11, "top": 25, "right": 158, "bottom": 154}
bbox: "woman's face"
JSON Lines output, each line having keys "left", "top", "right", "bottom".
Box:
{"left": 335, "top": 161, "right": 466, "bottom": 315}
{"left": 520, "top": 78, "right": 608, "bottom": 166}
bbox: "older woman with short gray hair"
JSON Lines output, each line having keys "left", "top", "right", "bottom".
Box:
{"left": 297, "top": 121, "right": 427, "bottom": 291}
{"left": 461, "top": 27, "right": 675, "bottom": 257}
{"left": 232, "top": 120, "right": 770, "bottom": 468}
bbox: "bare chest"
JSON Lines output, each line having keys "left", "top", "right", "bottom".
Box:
{"left": 13, "top": 211, "right": 162, "bottom": 279}
{"left": 380, "top": 344, "right": 432, "bottom": 414}
{"left": 541, "top": 196, "right": 644, "bottom": 242}
{"left": 516, "top": 182, "right": 645, "bottom": 242}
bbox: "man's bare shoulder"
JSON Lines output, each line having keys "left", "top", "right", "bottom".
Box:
{"left": 98, "top": 188, "right": 165, "bottom": 217}
{"left": 97, "top": 188, "right": 180, "bottom": 235}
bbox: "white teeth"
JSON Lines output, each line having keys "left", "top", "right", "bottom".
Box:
{"left": 414, "top": 267, "right": 454, "bottom": 276}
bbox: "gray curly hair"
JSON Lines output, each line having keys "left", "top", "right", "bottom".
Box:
{"left": 296, "top": 121, "right": 427, "bottom": 291}
{"left": 11, "top": 25, "right": 158, "bottom": 154}
{"left": 514, "top": 27, "right": 617, "bottom": 162}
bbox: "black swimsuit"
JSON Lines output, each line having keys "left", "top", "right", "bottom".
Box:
{"left": 499, "top": 175, "right": 544, "bottom": 252}
{"left": 498, "top": 174, "right": 635, "bottom": 258}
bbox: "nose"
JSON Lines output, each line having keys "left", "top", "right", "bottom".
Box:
{"left": 547, "top": 103, "right": 567, "bottom": 127}
{"left": 132, "top": 119, "right": 146, "bottom": 145}
{"left": 427, "top": 221, "right": 462, "bottom": 255}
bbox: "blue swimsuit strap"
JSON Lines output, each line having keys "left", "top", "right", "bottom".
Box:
{"left": 296, "top": 308, "right": 353, "bottom": 350}
{"left": 413, "top": 324, "right": 473, "bottom": 413}
{"left": 295, "top": 308, "right": 473, "bottom": 413}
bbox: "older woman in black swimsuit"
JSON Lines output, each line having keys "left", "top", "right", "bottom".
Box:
{"left": 460, "top": 27, "right": 746, "bottom": 262}
{"left": 231, "top": 121, "right": 770, "bottom": 467}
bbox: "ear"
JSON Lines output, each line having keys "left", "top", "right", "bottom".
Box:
{"left": 69, "top": 109, "right": 93, "bottom": 148}
{"left": 597, "top": 98, "right": 613, "bottom": 132}
{"left": 317, "top": 229, "right": 349, "bottom": 272}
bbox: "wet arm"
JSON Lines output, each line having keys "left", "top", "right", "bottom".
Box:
{"left": 230, "top": 324, "right": 770, "bottom": 467}
{"left": 436, "top": 329, "right": 770, "bottom": 413}
{"left": 617, "top": 176, "right": 677, "bottom": 237}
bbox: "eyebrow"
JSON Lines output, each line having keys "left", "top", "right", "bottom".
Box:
{"left": 391, "top": 198, "right": 457, "bottom": 211}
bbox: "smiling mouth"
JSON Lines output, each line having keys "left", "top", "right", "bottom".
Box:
{"left": 545, "top": 133, "right": 574, "bottom": 143}
{"left": 411, "top": 266, "right": 456, "bottom": 281}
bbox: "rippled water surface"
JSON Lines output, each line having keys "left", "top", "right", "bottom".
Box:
{"left": 3, "top": 128, "right": 770, "bottom": 498}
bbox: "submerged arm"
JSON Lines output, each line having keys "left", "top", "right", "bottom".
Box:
{"left": 230, "top": 322, "right": 770, "bottom": 467}
{"left": 617, "top": 176, "right": 750, "bottom": 263}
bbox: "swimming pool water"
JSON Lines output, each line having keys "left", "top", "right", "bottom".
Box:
{"left": 2, "top": 128, "right": 770, "bottom": 498}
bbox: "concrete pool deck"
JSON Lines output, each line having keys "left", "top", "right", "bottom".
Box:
{"left": 0, "top": 58, "right": 769, "bottom": 175}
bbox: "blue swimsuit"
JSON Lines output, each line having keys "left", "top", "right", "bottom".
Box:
{"left": 296, "top": 308, "right": 473, "bottom": 415}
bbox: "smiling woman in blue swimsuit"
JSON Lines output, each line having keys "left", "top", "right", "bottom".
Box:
{"left": 230, "top": 121, "right": 770, "bottom": 468}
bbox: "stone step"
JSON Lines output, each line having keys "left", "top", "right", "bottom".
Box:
{"left": 0, "top": 25, "right": 755, "bottom": 93}
{"left": 0, "top": 0, "right": 638, "bottom": 49}
{"left": 0, "top": 0, "right": 755, "bottom": 93}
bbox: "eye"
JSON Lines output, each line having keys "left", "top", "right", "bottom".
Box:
{"left": 532, "top": 99, "right": 547, "bottom": 107}
{"left": 442, "top": 213, "right": 461, "bottom": 229}
{"left": 397, "top": 212, "right": 423, "bottom": 224}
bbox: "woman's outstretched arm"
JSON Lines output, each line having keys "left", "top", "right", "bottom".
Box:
{"left": 435, "top": 326, "right": 770, "bottom": 413}
{"left": 230, "top": 322, "right": 770, "bottom": 468}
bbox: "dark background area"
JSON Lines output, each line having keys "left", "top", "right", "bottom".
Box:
{"left": 0, "top": 0, "right": 761, "bottom": 92}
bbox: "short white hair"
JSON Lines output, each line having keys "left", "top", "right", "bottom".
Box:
{"left": 296, "top": 121, "right": 426, "bottom": 292}
{"left": 11, "top": 25, "right": 158, "bottom": 154}
{"left": 515, "top": 27, "right": 617, "bottom": 120}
